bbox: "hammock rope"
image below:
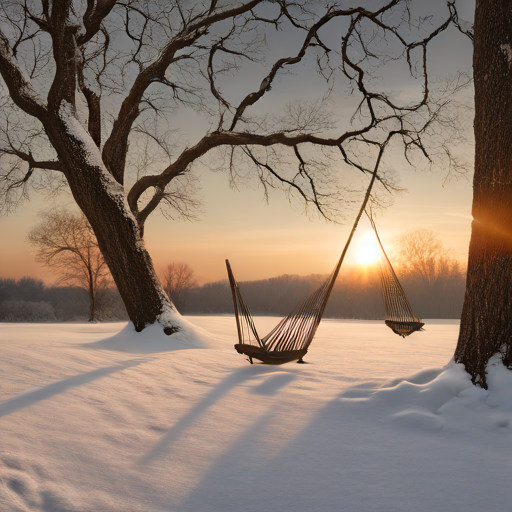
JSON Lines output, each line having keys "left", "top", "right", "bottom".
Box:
{"left": 226, "top": 258, "right": 339, "bottom": 363}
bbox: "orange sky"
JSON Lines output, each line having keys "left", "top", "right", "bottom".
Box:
{"left": 0, "top": 163, "right": 473, "bottom": 285}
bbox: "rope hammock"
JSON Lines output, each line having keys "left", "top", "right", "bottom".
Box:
{"left": 226, "top": 144, "right": 379, "bottom": 364}
{"left": 226, "top": 257, "right": 340, "bottom": 364}
{"left": 226, "top": 144, "right": 423, "bottom": 364}
{"left": 368, "top": 214, "right": 424, "bottom": 338}
{"left": 226, "top": 214, "right": 424, "bottom": 364}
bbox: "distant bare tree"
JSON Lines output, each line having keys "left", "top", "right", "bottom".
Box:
{"left": 28, "top": 209, "right": 110, "bottom": 322}
{"left": 395, "top": 230, "right": 462, "bottom": 285}
{"left": 394, "top": 229, "right": 465, "bottom": 317}
{"left": 162, "top": 262, "right": 197, "bottom": 312}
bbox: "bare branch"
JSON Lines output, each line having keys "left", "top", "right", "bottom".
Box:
{"left": 448, "top": 1, "right": 474, "bottom": 43}
{"left": 0, "top": 0, "right": 468, "bottom": 238}
{"left": 46, "top": 0, "right": 80, "bottom": 109}
{"left": 0, "top": 146, "right": 62, "bottom": 171}
{"left": 243, "top": 145, "right": 331, "bottom": 219}
{"left": 102, "top": 0, "right": 263, "bottom": 183}
{"left": 78, "top": 0, "right": 118, "bottom": 46}
{"left": 0, "top": 29, "right": 46, "bottom": 118}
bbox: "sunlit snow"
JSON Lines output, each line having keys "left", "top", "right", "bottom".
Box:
{"left": 0, "top": 318, "right": 511, "bottom": 511}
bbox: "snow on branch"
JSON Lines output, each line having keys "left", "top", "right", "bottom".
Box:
{"left": 0, "top": 28, "right": 46, "bottom": 119}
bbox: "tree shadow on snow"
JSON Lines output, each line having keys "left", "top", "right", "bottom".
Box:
{"left": 0, "top": 359, "right": 145, "bottom": 418}
{"left": 177, "top": 368, "right": 508, "bottom": 512}
{"left": 139, "top": 366, "right": 297, "bottom": 465}
{"left": 173, "top": 380, "right": 408, "bottom": 512}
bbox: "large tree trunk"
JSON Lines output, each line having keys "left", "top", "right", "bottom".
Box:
{"left": 43, "top": 109, "right": 179, "bottom": 334}
{"left": 455, "top": 0, "right": 512, "bottom": 387}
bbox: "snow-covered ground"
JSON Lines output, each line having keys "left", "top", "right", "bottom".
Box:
{"left": 0, "top": 317, "right": 511, "bottom": 512}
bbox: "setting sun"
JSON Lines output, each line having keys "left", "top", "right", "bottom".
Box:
{"left": 356, "top": 234, "right": 380, "bottom": 265}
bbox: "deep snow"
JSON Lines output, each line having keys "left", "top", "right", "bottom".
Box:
{"left": 0, "top": 317, "right": 511, "bottom": 512}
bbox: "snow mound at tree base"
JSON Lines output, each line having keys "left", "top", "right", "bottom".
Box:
{"left": 349, "top": 356, "right": 512, "bottom": 434}
{"left": 87, "top": 318, "right": 219, "bottom": 353}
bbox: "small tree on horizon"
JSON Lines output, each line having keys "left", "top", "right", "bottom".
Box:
{"left": 395, "top": 229, "right": 464, "bottom": 286}
{"left": 162, "top": 262, "right": 197, "bottom": 313}
{"left": 28, "top": 209, "right": 111, "bottom": 322}
{"left": 394, "top": 229, "right": 465, "bottom": 318}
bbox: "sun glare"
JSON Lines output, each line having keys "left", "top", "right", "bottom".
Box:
{"left": 356, "top": 234, "right": 379, "bottom": 265}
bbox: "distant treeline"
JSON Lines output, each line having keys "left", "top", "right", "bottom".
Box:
{"left": 182, "top": 264, "right": 465, "bottom": 319}
{"left": 1, "top": 262, "right": 465, "bottom": 322}
{"left": 0, "top": 277, "right": 127, "bottom": 322}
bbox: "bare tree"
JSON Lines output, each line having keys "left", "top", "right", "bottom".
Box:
{"left": 162, "top": 262, "right": 197, "bottom": 312}
{"left": 395, "top": 230, "right": 463, "bottom": 286}
{"left": 28, "top": 209, "right": 110, "bottom": 322}
{"left": 0, "top": 1, "right": 464, "bottom": 335}
{"left": 394, "top": 229, "right": 465, "bottom": 318}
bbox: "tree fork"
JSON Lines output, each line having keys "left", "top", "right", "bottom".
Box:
{"left": 455, "top": 0, "right": 512, "bottom": 386}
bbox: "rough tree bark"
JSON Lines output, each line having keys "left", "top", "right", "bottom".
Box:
{"left": 455, "top": 0, "right": 512, "bottom": 386}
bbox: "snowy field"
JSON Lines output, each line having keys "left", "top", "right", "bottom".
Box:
{"left": 1, "top": 317, "right": 511, "bottom": 512}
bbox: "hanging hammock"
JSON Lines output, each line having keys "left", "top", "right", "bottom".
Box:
{"left": 368, "top": 214, "right": 425, "bottom": 338}
{"left": 226, "top": 213, "right": 424, "bottom": 364}
{"left": 225, "top": 141, "right": 422, "bottom": 364}
{"left": 226, "top": 258, "right": 339, "bottom": 364}
{"left": 225, "top": 146, "right": 385, "bottom": 364}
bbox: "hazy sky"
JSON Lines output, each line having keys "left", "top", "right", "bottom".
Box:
{"left": 0, "top": 0, "right": 475, "bottom": 285}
